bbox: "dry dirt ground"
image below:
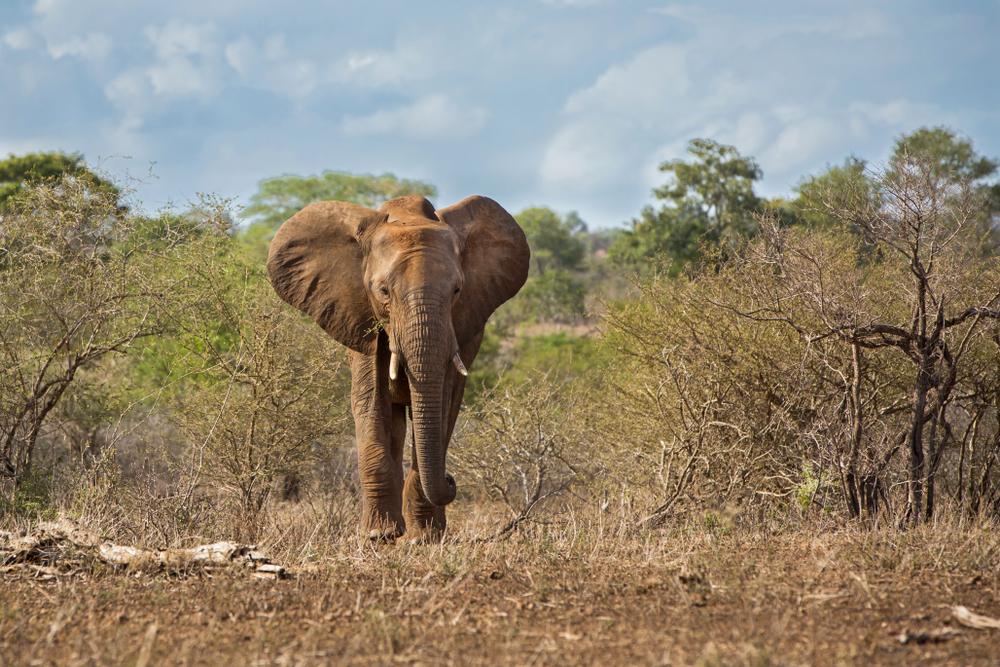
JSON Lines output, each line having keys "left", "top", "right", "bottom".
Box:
{"left": 2, "top": 523, "right": 1000, "bottom": 667}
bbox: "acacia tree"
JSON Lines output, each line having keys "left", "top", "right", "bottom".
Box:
{"left": 611, "top": 139, "right": 763, "bottom": 272}
{"left": 165, "top": 255, "right": 350, "bottom": 539}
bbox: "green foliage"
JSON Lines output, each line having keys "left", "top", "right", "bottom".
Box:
{"left": 0, "top": 466, "right": 57, "bottom": 521}
{"left": 0, "top": 152, "right": 119, "bottom": 212}
{"left": 504, "top": 333, "right": 604, "bottom": 387}
{"left": 654, "top": 138, "right": 763, "bottom": 231}
{"left": 793, "top": 127, "right": 999, "bottom": 246}
{"left": 892, "top": 126, "right": 998, "bottom": 182}
{"left": 611, "top": 138, "right": 763, "bottom": 271}
{"left": 791, "top": 157, "right": 871, "bottom": 228}
{"left": 463, "top": 322, "right": 505, "bottom": 406}
{"left": 508, "top": 207, "right": 590, "bottom": 322}
{"left": 515, "top": 207, "right": 587, "bottom": 274}
{"left": 794, "top": 461, "right": 824, "bottom": 514}
{"left": 516, "top": 270, "right": 587, "bottom": 323}
{"left": 609, "top": 204, "right": 710, "bottom": 275}
{"left": 160, "top": 244, "right": 351, "bottom": 536}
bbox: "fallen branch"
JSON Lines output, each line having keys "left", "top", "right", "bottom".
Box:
{"left": 0, "top": 517, "right": 288, "bottom": 579}
{"left": 953, "top": 605, "right": 1000, "bottom": 630}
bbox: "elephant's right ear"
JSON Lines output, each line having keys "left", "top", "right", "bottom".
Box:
{"left": 267, "top": 201, "right": 386, "bottom": 355}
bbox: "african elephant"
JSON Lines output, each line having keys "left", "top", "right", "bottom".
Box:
{"left": 267, "top": 195, "right": 529, "bottom": 541}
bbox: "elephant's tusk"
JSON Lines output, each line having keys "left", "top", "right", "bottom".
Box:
{"left": 453, "top": 352, "right": 468, "bottom": 377}
{"left": 389, "top": 352, "right": 399, "bottom": 380}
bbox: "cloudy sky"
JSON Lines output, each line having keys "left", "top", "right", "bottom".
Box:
{"left": 2, "top": 0, "right": 998, "bottom": 228}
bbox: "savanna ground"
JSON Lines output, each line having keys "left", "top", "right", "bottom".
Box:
{"left": 3, "top": 506, "right": 999, "bottom": 667}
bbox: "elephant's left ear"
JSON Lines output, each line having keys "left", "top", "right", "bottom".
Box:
{"left": 436, "top": 196, "right": 530, "bottom": 346}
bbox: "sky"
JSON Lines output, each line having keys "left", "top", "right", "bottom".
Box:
{"left": 1, "top": 0, "right": 998, "bottom": 229}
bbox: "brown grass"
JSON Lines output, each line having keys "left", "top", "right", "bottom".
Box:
{"left": 3, "top": 500, "right": 999, "bottom": 666}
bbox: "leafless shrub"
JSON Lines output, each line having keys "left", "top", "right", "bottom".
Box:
{"left": 137, "top": 233, "right": 352, "bottom": 540}
{"left": 729, "top": 148, "right": 1000, "bottom": 523}
{"left": 451, "top": 374, "right": 594, "bottom": 536}
{"left": 604, "top": 146, "right": 1000, "bottom": 527}
{"left": 601, "top": 268, "right": 831, "bottom": 527}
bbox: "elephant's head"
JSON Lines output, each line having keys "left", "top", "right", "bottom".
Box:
{"left": 266, "top": 195, "right": 529, "bottom": 507}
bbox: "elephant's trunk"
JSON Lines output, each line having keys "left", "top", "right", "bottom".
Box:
{"left": 402, "top": 294, "right": 457, "bottom": 507}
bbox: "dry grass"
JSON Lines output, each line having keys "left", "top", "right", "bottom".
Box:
{"left": 3, "top": 497, "right": 999, "bottom": 666}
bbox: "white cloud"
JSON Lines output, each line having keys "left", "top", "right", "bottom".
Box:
{"left": 224, "top": 33, "right": 320, "bottom": 100}
{"left": 147, "top": 57, "right": 214, "bottom": 96}
{"left": 761, "top": 116, "right": 844, "bottom": 175}
{"left": 329, "top": 41, "right": 433, "bottom": 88}
{"left": 3, "top": 27, "right": 38, "bottom": 51}
{"left": 540, "top": 120, "right": 636, "bottom": 188}
{"left": 32, "top": 0, "right": 67, "bottom": 17}
{"left": 47, "top": 32, "right": 112, "bottom": 60}
{"left": 144, "top": 20, "right": 215, "bottom": 61}
{"left": 224, "top": 36, "right": 257, "bottom": 80}
{"left": 849, "top": 100, "right": 947, "bottom": 128}
{"left": 103, "top": 68, "right": 152, "bottom": 129}
{"left": 541, "top": 0, "right": 617, "bottom": 6}
{"left": 263, "top": 59, "right": 320, "bottom": 100}
{"left": 141, "top": 20, "right": 219, "bottom": 97}
{"left": 563, "top": 43, "right": 689, "bottom": 123}
{"left": 341, "top": 95, "right": 489, "bottom": 142}
{"left": 654, "top": 5, "right": 894, "bottom": 45}
{"left": 262, "top": 34, "right": 287, "bottom": 61}
{"left": 539, "top": 5, "right": 947, "bottom": 198}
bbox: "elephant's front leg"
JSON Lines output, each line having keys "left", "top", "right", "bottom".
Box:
{"left": 349, "top": 350, "right": 406, "bottom": 540}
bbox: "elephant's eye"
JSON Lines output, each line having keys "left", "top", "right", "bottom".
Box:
{"left": 379, "top": 286, "right": 389, "bottom": 297}
{"left": 454, "top": 285, "right": 461, "bottom": 294}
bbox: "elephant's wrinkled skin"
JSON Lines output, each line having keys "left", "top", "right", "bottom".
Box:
{"left": 267, "top": 195, "right": 529, "bottom": 541}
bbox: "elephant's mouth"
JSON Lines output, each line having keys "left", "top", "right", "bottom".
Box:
{"left": 388, "top": 350, "right": 467, "bottom": 380}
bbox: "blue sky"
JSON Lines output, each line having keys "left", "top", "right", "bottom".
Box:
{"left": 1, "top": 0, "right": 998, "bottom": 228}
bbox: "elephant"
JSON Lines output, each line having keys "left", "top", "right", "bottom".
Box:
{"left": 267, "top": 195, "right": 529, "bottom": 541}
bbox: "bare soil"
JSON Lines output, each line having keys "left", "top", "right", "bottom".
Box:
{"left": 3, "top": 525, "right": 999, "bottom": 666}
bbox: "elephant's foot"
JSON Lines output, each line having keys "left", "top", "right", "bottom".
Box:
{"left": 368, "top": 528, "right": 400, "bottom": 543}
{"left": 360, "top": 505, "right": 405, "bottom": 542}
{"left": 403, "top": 470, "right": 447, "bottom": 543}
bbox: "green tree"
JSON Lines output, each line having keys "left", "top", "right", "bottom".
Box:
{"left": 515, "top": 207, "right": 587, "bottom": 274}
{"left": 0, "top": 175, "right": 196, "bottom": 492}
{"left": 242, "top": 171, "right": 437, "bottom": 229}
{"left": 794, "top": 127, "right": 999, "bottom": 246}
{"left": 511, "top": 207, "right": 589, "bottom": 323}
{"left": 610, "top": 139, "right": 763, "bottom": 271}
{"left": 164, "top": 248, "right": 350, "bottom": 538}
{"left": 0, "top": 152, "right": 119, "bottom": 212}
{"left": 891, "top": 127, "right": 1000, "bottom": 252}
{"left": 791, "top": 157, "right": 871, "bottom": 229}
{"left": 892, "top": 126, "right": 999, "bottom": 183}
